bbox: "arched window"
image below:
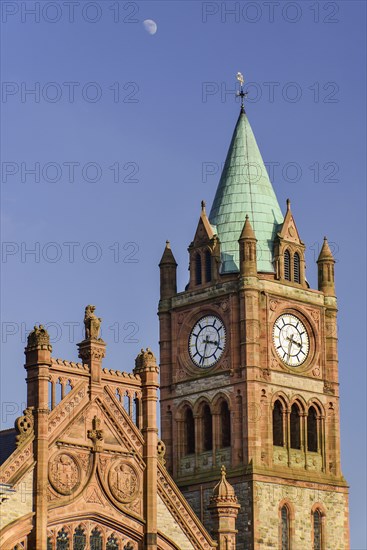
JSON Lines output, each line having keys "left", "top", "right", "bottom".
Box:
{"left": 56, "top": 528, "right": 69, "bottom": 550}
{"left": 90, "top": 528, "right": 102, "bottom": 550}
{"left": 106, "top": 535, "right": 119, "bottom": 550}
{"left": 273, "top": 400, "right": 284, "bottom": 446}
{"left": 290, "top": 403, "right": 301, "bottom": 449}
{"left": 56, "top": 379, "right": 63, "bottom": 405}
{"left": 281, "top": 506, "right": 290, "bottom": 550}
{"left": 307, "top": 406, "right": 318, "bottom": 452}
{"left": 73, "top": 526, "right": 86, "bottom": 550}
{"left": 205, "top": 249, "right": 212, "bottom": 283}
{"left": 195, "top": 253, "right": 202, "bottom": 285}
{"left": 313, "top": 509, "right": 322, "bottom": 550}
{"left": 123, "top": 393, "right": 130, "bottom": 415}
{"left": 202, "top": 404, "right": 213, "bottom": 451}
{"left": 284, "top": 250, "right": 291, "bottom": 281}
{"left": 184, "top": 407, "right": 195, "bottom": 455}
{"left": 294, "top": 252, "right": 300, "bottom": 283}
{"left": 219, "top": 401, "right": 231, "bottom": 448}
{"left": 47, "top": 537, "right": 53, "bottom": 550}
{"left": 133, "top": 395, "right": 140, "bottom": 428}
{"left": 124, "top": 544, "right": 134, "bottom": 550}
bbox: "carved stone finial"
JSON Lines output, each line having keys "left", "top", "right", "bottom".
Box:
{"left": 84, "top": 305, "right": 102, "bottom": 340}
{"left": 87, "top": 415, "right": 104, "bottom": 451}
{"left": 157, "top": 440, "right": 166, "bottom": 465}
{"left": 26, "top": 325, "right": 52, "bottom": 351}
{"left": 201, "top": 200, "right": 206, "bottom": 212}
{"left": 134, "top": 347, "right": 158, "bottom": 372}
{"left": 286, "top": 198, "right": 291, "bottom": 211}
{"left": 211, "top": 465, "right": 238, "bottom": 503}
{"left": 15, "top": 408, "right": 34, "bottom": 446}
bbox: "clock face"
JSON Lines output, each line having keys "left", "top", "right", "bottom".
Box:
{"left": 273, "top": 313, "right": 309, "bottom": 367}
{"left": 189, "top": 315, "right": 226, "bottom": 368}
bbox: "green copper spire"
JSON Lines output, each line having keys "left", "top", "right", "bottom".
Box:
{"left": 209, "top": 110, "right": 284, "bottom": 273}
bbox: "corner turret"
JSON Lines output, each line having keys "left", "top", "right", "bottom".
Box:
{"left": 317, "top": 237, "right": 335, "bottom": 296}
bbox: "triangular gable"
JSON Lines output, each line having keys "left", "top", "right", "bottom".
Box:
{"left": 192, "top": 210, "right": 216, "bottom": 247}
{"left": 50, "top": 386, "right": 143, "bottom": 456}
{"left": 278, "top": 201, "right": 303, "bottom": 245}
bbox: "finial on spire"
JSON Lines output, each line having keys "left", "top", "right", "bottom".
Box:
{"left": 286, "top": 198, "right": 291, "bottom": 211}
{"left": 201, "top": 200, "right": 206, "bottom": 212}
{"left": 236, "top": 72, "right": 248, "bottom": 113}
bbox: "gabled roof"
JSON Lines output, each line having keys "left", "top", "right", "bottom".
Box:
{"left": 209, "top": 111, "right": 284, "bottom": 272}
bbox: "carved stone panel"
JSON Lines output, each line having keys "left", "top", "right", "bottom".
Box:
{"left": 108, "top": 460, "right": 139, "bottom": 503}
{"left": 49, "top": 452, "right": 80, "bottom": 495}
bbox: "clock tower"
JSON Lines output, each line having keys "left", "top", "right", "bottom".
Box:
{"left": 158, "top": 97, "right": 349, "bottom": 549}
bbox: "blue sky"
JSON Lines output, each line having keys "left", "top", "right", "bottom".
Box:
{"left": 1, "top": 1, "right": 366, "bottom": 546}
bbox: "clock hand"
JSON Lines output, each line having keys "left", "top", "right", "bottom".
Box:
{"left": 286, "top": 335, "right": 302, "bottom": 348}
{"left": 200, "top": 341, "right": 208, "bottom": 365}
{"left": 287, "top": 340, "right": 292, "bottom": 358}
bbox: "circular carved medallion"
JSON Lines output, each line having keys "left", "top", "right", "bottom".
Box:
{"left": 49, "top": 452, "right": 80, "bottom": 495}
{"left": 108, "top": 461, "right": 139, "bottom": 503}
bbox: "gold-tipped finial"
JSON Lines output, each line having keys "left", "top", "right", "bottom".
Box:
{"left": 236, "top": 72, "right": 247, "bottom": 113}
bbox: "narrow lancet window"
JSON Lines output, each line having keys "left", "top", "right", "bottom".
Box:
{"left": 202, "top": 404, "right": 213, "bottom": 451}
{"left": 284, "top": 250, "right": 291, "bottom": 281}
{"left": 56, "top": 528, "right": 69, "bottom": 550}
{"left": 281, "top": 506, "right": 290, "bottom": 550}
{"left": 205, "top": 249, "right": 212, "bottom": 282}
{"left": 307, "top": 406, "right": 318, "bottom": 452}
{"left": 184, "top": 407, "right": 195, "bottom": 454}
{"left": 220, "top": 401, "right": 231, "bottom": 448}
{"left": 294, "top": 252, "right": 300, "bottom": 283}
{"left": 273, "top": 400, "right": 284, "bottom": 446}
{"left": 73, "top": 526, "right": 86, "bottom": 550}
{"left": 195, "top": 253, "right": 202, "bottom": 285}
{"left": 313, "top": 509, "right": 322, "bottom": 550}
{"left": 290, "top": 403, "right": 301, "bottom": 449}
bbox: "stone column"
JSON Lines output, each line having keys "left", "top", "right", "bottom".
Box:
{"left": 24, "top": 325, "right": 52, "bottom": 550}
{"left": 208, "top": 466, "right": 240, "bottom": 550}
{"left": 134, "top": 348, "right": 159, "bottom": 550}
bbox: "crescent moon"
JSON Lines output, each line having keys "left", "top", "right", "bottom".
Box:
{"left": 143, "top": 19, "right": 157, "bottom": 35}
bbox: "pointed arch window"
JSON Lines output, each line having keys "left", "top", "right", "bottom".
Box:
{"left": 219, "top": 400, "right": 231, "bottom": 448}
{"left": 56, "top": 528, "right": 69, "bottom": 550}
{"left": 90, "top": 528, "right": 102, "bottom": 550}
{"left": 205, "top": 249, "right": 212, "bottom": 283}
{"left": 284, "top": 250, "right": 291, "bottom": 281}
{"left": 106, "top": 535, "right": 119, "bottom": 549}
{"left": 294, "top": 252, "right": 300, "bottom": 283}
{"left": 290, "top": 403, "right": 301, "bottom": 449}
{"left": 73, "top": 526, "right": 86, "bottom": 550}
{"left": 184, "top": 407, "right": 195, "bottom": 455}
{"left": 313, "top": 509, "right": 322, "bottom": 550}
{"left": 195, "top": 253, "right": 202, "bottom": 285}
{"left": 281, "top": 505, "right": 290, "bottom": 550}
{"left": 47, "top": 538, "right": 53, "bottom": 550}
{"left": 273, "top": 400, "right": 284, "bottom": 446}
{"left": 202, "top": 404, "right": 213, "bottom": 451}
{"left": 307, "top": 406, "right": 318, "bottom": 452}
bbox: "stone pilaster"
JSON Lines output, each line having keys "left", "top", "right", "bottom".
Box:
{"left": 24, "top": 325, "right": 52, "bottom": 550}
{"left": 134, "top": 348, "right": 159, "bottom": 550}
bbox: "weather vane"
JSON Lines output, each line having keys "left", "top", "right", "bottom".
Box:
{"left": 236, "top": 72, "right": 247, "bottom": 113}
